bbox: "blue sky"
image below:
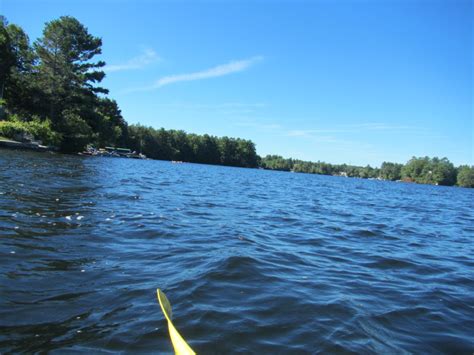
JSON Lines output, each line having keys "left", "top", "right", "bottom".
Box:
{"left": 3, "top": 0, "right": 472, "bottom": 166}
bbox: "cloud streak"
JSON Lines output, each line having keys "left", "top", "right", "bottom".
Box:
{"left": 124, "top": 56, "right": 263, "bottom": 93}
{"left": 105, "top": 49, "right": 160, "bottom": 72}
{"left": 156, "top": 101, "right": 267, "bottom": 116}
{"left": 154, "top": 56, "right": 263, "bottom": 88}
{"left": 154, "top": 102, "right": 267, "bottom": 110}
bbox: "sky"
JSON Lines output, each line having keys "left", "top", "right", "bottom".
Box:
{"left": 2, "top": 0, "right": 473, "bottom": 166}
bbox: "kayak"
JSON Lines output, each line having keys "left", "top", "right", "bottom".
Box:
{"left": 157, "top": 289, "right": 196, "bottom": 355}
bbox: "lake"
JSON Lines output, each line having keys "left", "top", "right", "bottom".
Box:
{"left": 1, "top": 149, "right": 473, "bottom": 353}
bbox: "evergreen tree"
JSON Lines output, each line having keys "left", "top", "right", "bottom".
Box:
{"left": 3, "top": 22, "right": 39, "bottom": 118}
{"left": 34, "top": 16, "right": 106, "bottom": 150}
{"left": 0, "top": 16, "right": 15, "bottom": 119}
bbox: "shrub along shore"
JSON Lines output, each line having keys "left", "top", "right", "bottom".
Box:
{"left": 1, "top": 16, "right": 472, "bottom": 188}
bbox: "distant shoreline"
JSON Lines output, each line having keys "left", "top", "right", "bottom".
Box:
{"left": 2, "top": 145, "right": 472, "bottom": 189}
{"left": 2, "top": 16, "right": 472, "bottom": 188}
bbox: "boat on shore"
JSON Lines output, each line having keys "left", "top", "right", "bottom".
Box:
{"left": 79, "top": 146, "right": 147, "bottom": 159}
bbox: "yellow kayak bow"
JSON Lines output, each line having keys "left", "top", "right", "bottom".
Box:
{"left": 157, "top": 289, "right": 196, "bottom": 355}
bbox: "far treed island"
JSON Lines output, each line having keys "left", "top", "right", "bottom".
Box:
{"left": 0, "top": 16, "right": 472, "bottom": 188}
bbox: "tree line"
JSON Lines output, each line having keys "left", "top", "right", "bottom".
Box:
{"left": 0, "top": 16, "right": 258, "bottom": 167}
{"left": 1, "top": 15, "right": 128, "bottom": 151}
{"left": 260, "top": 155, "right": 474, "bottom": 188}
{"left": 127, "top": 125, "right": 258, "bottom": 167}
{"left": 0, "top": 16, "right": 472, "bottom": 186}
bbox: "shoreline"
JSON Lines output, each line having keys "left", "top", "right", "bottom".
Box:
{"left": 1, "top": 146, "right": 472, "bottom": 189}
{"left": 0, "top": 138, "right": 54, "bottom": 152}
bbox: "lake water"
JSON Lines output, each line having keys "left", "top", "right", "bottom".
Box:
{"left": 1, "top": 149, "right": 473, "bottom": 354}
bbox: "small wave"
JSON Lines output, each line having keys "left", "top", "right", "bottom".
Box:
{"left": 363, "top": 257, "right": 418, "bottom": 270}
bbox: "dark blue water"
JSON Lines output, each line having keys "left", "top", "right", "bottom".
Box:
{"left": 1, "top": 149, "right": 473, "bottom": 354}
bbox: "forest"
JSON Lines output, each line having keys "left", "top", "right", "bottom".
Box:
{"left": 260, "top": 156, "right": 474, "bottom": 187}
{"left": 0, "top": 16, "right": 472, "bottom": 187}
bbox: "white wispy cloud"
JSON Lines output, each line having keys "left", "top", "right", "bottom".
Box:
{"left": 125, "top": 56, "right": 263, "bottom": 92}
{"left": 154, "top": 56, "right": 263, "bottom": 88}
{"left": 155, "top": 102, "right": 267, "bottom": 110}
{"left": 105, "top": 48, "right": 160, "bottom": 72}
{"left": 159, "top": 102, "right": 268, "bottom": 117}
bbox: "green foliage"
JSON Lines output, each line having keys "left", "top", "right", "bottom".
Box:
{"left": 260, "top": 155, "right": 381, "bottom": 179}
{"left": 33, "top": 16, "right": 106, "bottom": 125}
{"left": 3, "top": 22, "right": 39, "bottom": 118}
{"left": 431, "top": 158, "right": 457, "bottom": 186}
{"left": 0, "top": 98, "right": 6, "bottom": 121}
{"left": 93, "top": 98, "right": 127, "bottom": 147}
{"left": 402, "top": 157, "right": 456, "bottom": 186}
{"left": 1, "top": 15, "right": 125, "bottom": 153}
{"left": 127, "top": 125, "right": 259, "bottom": 168}
{"left": 26, "top": 119, "right": 62, "bottom": 146}
{"left": 261, "top": 155, "right": 294, "bottom": 171}
{"left": 0, "top": 120, "right": 27, "bottom": 138}
{"left": 260, "top": 155, "right": 472, "bottom": 187}
{"left": 56, "top": 110, "right": 93, "bottom": 152}
{"left": 456, "top": 166, "right": 474, "bottom": 188}
{"left": 0, "top": 17, "right": 15, "bottom": 115}
{"left": 0, "top": 117, "right": 61, "bottom": 146}
{"left": 380, "top": 162, "right": 403, "bottom": 181}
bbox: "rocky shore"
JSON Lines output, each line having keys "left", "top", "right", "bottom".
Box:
{"left": 0, "top": 137, "right": 53, "bottom": 152}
